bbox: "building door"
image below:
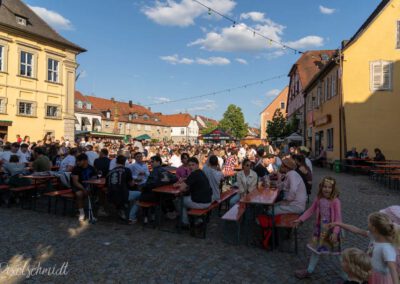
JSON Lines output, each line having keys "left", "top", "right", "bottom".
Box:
{"left": 315, "top": 130, "right": 324, "bottom": 156}
{"left": 0, "top": 126, "right": 8, "bottom": 139}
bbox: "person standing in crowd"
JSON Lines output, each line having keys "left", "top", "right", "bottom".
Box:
{"left": 230, "top": 158, "right": 257, "bottom": 206}
{"left": 300, "top": 147, "right": 313, "bottom": 174}
{"left": 275, "top": 157, "right": 307, "bottom": 215}
{"left": 94, "top": 148, "right": 111, "bottom": 177}
{"left": 202, "top": 155, "right": 224, "bottom": 202}
{"left": 71, "top": 154, "right": 97, "bottom": 221}
{"left": 85, "top": 144, "right": 99, "bottom": 166}
{"left": 178, "top": 157, "right": 212, "bottom": 227}
{"left": 32, "top": 147, "right": 51, "bottom": 172}
{"left": 106, "top": 155, "right": 135, "bottom": 221}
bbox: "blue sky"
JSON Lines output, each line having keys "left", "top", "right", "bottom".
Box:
{"left": 24, "top": 0, "right": 381, "bottom": 127}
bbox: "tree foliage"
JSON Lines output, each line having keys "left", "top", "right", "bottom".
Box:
{"left": 200, "top": 121, "right": 219, "bottom": 135}
{"left": 219, "top": 104, "right": 248, "bottom": 139}
{"left": 266, "top": 109, "right": 291, "bottom": 141}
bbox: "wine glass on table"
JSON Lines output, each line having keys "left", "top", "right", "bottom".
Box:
{"left": 97, "top": 170, "right": 102, "bottom": 179}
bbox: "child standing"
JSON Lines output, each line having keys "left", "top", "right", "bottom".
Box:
{"left": 341, "top": 248, "right": 371, "bottom": 284}
{"left": 293, "top": 176, "right": 343, "bottom": 279}
{"left": 331, "top": 212, "right": 399, "bottom": 284}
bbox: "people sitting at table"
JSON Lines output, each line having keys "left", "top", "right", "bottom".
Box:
{"left": 264, "top": 154, "right": 278, "bottom": 174}
{"left": 59, "top": 148, "right": 78, "bottom": 172}
{"left": 32, "top": 147, "right": 51, "bottom": 172}
{"left": 128, "top": 152, "right": 150, "bottom": 189}
{"left": 109, "top": 150, "right": 130, "bottom": 170}
{"left": 3, "top": 155, "right": 31, "bottom": 187}
{"left": 314, "top": 146, "right": 327, "bottom": 167}
{"left": 0, "top": 143, "right": 20, "bottom": 163}
{"left": 107, "top": 155, "right": 136, "bottom": 221}
{"left": 178, "top": 157, "right": 212, "bottom": 227}
{"left": 346, "top": 147, "right": 359, "bottom": 159}
{"left": 71, "top": 153, "right": 97, "bottom": 221}
{"left": 229, "top": 158, "right": 257, "bottom": 207}
{"left": 253, "top": 148, "right": 268, "bottom": 178}
{"left": 359, "top": 148, "right": 369, "bottom": 159}
{"left": 85, "top": 144, "right": 99, "bottom": 166}
{"left": 94, "top": 148, "right": 110, "bottom": 177}
{"left": 18, "top": 143, "right": 31, "bottom": 163}
{"left": 203, "top": 155, "right": 224, "bottom": 202}
{"left": 176, "top": 153, "right": 191, "bottom": 180}
{"left": 275, "top": 157, "right": 307, "bottom": 215}
{"left": 373, "top": 148, "right": 386, "bottom": 161}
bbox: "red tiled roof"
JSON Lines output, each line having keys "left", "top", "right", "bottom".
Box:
{"left": 289, "top": 50, "right": 336, "bottom": 89}
{"left": 158, "top": 113, "right": 193, "bottom": 127}
{"left": 197, "top": 115, "right": 219, "bottom": 126}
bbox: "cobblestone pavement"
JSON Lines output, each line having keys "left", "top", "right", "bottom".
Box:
{"left": 0, "top": 168, "right": 398, "bottom": 284}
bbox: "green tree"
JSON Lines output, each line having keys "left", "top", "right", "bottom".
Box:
{"left": 219, "top": 104, "right": 248, "bottom": 139}
{"left": 266, "top": 109, "right": 288, "bottom": 141}
{"left": 200, "top": 121, "right": 218, "bottom": 135}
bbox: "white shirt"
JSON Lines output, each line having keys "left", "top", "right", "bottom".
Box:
{"left": 217, "top": 157, "right": 223, "bottom": 169}
{"left": 169, "top": 155, "right": 182, "bottom": 168}
{"left": 371, "top": 240, "right": 397, "bottom": 274}
{"left": 18, "top": 150, "right": 30, "bottom": 163}
{"left": 59, "top": 155, "right": 76, "bottom": 172}
{"left": 305, "top": 158, "right": 313, "bottom": 173}
{"left": 279, "top": 170, "right": 307, "bottom": 212}
{"left": 85, "top": 151, "right": 99, "bottom": 166}
{"left": 109, "top": 158, "right": 130, "bottom": 171}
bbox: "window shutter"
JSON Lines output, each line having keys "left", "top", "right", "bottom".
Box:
{"left": 371, "top": 62, "right": 382, "bottom": 90}
{"left": 382, "top": 62, "right": 392, "bottom": 90}
{"left": 397, "top": 21, "right": 400, "bottom": 49}
{"left": 331, "top": 75, "right": 336, "bottom": 97}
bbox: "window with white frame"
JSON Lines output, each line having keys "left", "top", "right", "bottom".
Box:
{"left": 280, "top": 101, "right": 285, "bottom": 110}
{"left": 0, "top": 98, "right": 6, "bottom": 113}
{"left": 397, "top": 21, "right": 400, "bottom": 49}
{"left": 331, "top": 75, "right": 336, "bottom": 97}
{"left": 85, "top": 103, "right": 91, "bottom": 110}
{"left": 370, "top": 61, "right": 392, "bottom": 91}
{"left": 18, "top": 101, "right": 35, "bottom": 116}
{"left": 76, "top": 100, "right": 83, "bottom": 108}
{"left": 180, "top": 128, "right": 185, "bottom": 135}
{"left": 137, "top": 124, "right": 141, "bottom": 130}
{"left": 46, "top": 105, "right": 60, "bottom": 118}
{"left": 126, "top": 123, "right": 131, "bottom": 130}
{"left": 20, "top": 51, "right": 33, "bottom": 77}
{"left": 118, "top": 123, "right": 123, "bottom": 129}
{"left": 0, "top": 46, "right": 3, "bottom": 71}
{"left": 144, "top": 125, "right": 150, "bottom": 131}
{"left": 47, "top": 58, "right": 59, "bottom": 82}
{"left": 105, "top": 122, "right": 110, "bottom": 128}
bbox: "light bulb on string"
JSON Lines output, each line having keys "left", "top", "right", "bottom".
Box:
{"left": 232, "top": 21, "right": 236, "bottom": 28}
{"left": 208, "top": 8, "right": 211, "bottom": 15}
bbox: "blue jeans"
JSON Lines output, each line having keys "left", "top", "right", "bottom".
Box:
{"left": 229, "top": 193, "right": 240, "bottom": 207}
{"left": 128, "top": 191, "right": 141, "bottom": 220}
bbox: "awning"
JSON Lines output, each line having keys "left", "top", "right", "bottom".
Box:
{"left": 0, "top": 120, "right": 12, "bottom": 127}
{"left": 82, "top": 116, "right": 91, "bottom": 125}
{"left": 135, "top": 134, "right": 151, "bottom": 141}
{"left": 74, "top": 116, "right": 79, "bottom": 124}
{"left": 75, "top": 131, "right": 125, "bottom": 139}
{"left": 92, "top": 118, "right": 101, "bottom": 127}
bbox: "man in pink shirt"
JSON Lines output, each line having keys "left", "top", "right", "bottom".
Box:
{"left": 275, "top": 157, "right": 307, "bottom": 215}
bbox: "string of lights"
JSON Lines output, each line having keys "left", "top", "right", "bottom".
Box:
{"left": 144, "top": 74, "right": 286, "bottom": 107}
{"left": 192, "top": 0, "right": 304, "bottom": 54}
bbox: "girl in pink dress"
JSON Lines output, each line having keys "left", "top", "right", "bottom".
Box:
{"left": 294, "top": 177, "right": 343, "bottom": 279}
{"left": 331, "top": 212, "right": 400, "bottom": 284}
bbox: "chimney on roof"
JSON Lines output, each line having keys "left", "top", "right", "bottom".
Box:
{"left": 148, "top": 107, "right": 151, "bottom": 111}
{"left": 129, "top": 100, "right": 133, "bottom": 107}
{"left": 341, "top": 40, "right": 349, "bottom": 49}
{"left": 111, "top": 97, "right": 115, "bottom": 102}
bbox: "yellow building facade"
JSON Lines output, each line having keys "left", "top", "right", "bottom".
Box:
{"left": 342, "top": 0, "right": 400, "bottom": 160}
{"left": 0, "top": 0, "right": 85, "bottom": 141}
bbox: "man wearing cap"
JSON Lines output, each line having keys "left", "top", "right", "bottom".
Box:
{"left": 275, "top": 157, "right": 307, "bottom": 215}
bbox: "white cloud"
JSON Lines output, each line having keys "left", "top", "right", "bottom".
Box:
{"left": 196, "top": 57, "right": 230, "bottom": 65}
{"left": 286, "top": 36, "right": 324, "bottom": 49}
{"left": 160, "top": 54, "right": 230, "bottom": 66}
{"left": 160, "top": 54, "right": 194, "bottom": 65}
{"left": 240, "top": 12, "right": 267, "bottom": 23}
{"left": 28, "top": 6, "right": 73, "bottom": 30}
{"left": 142, "top": 0, "right": 236, "bottom": 27}
{"left": 263, "top": 50, "right": 286, "bottom": 60}
{"left": 235, "top": 58, "right": 248, "bottom": 65}
{"left": 150, "top": 97, "right": 172, "bottom": 103}
{"left": 319, "top": 5, "right": 336, "bottom": 15}
{"left": 175, "top": 99, "right": 218, "bottom": 113}
{"left": 266, "top": 89, "right": 281, "bottom": 98}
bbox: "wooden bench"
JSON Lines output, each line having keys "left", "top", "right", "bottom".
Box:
{"left": 0, "top": 184, "right": 10, "bottom": 191}
{"left": 221, "top": 203, "right": 246, "bottom": 244}
{"left": 344, "top": 165, "right": 371, "bottom": 175}
{"left": 43, "top": 189, "right": 73, "bottom": 214}
{"left": 275, "top": 214, "right": 300, "bottom": 254}
{"left": 187, "top": 188, "right": 239, "bottom": 238}
{"left": 58, "top": 191, "right": 76, "bottom": 216}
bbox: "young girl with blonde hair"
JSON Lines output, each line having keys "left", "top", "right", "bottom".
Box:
{"left": 294, "top": 177, "right": 343, "bottom": 279}
{"left": 341, "top": 248, "right": 371, "bottom": 284}
{"left": 331, "top": 212, "right": 400, "bottom": 284}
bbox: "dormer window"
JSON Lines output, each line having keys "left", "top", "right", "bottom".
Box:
{"left": 16, "top": 16, "right": 27, "bottom": 26}
{"left": 76, "top": 100, "right": 83, "bottom": 109}
{"left": 143, "top": 114, "right": 149, "bottom": 120}
{"left": 154, "top": 118, "right": 159, "bottom": 122}
{"left": 106, "top": 110, "right": 111, "bottom": 119}
{"left": 128, "top": 114, "right": 133, "bottom": 121}
{"left": 86, "top": 103, "right": 92, "bottom": 110}
{"left": 132, "top": 113, "right": 138, "bottom": 119}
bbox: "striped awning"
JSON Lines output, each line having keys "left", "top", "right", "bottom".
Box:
{"left": 82, "top": 116, "right": 91, "bottom": 125}
{"left": 0, "top": 120, "right": 12, "bottom": 127}
{"left": 92, "top": 118, "right": 101, "bottom": 127}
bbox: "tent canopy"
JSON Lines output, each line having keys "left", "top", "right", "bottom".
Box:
{"left": 135, "top": 134, "right": 151, "bottom": 141}
{"left": 285, "top": 132, "right": 303, "bottom": 142}
{"left": 201, "top": 129, "right": 235, "bottom": 141}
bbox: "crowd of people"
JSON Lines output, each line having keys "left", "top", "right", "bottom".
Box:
{"left": 0, "top": 134, "right": 398, "bottom": 283}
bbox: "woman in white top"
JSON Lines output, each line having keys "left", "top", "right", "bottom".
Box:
{"left": 229, "top": 158, "right": 258, "bottom": 206}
